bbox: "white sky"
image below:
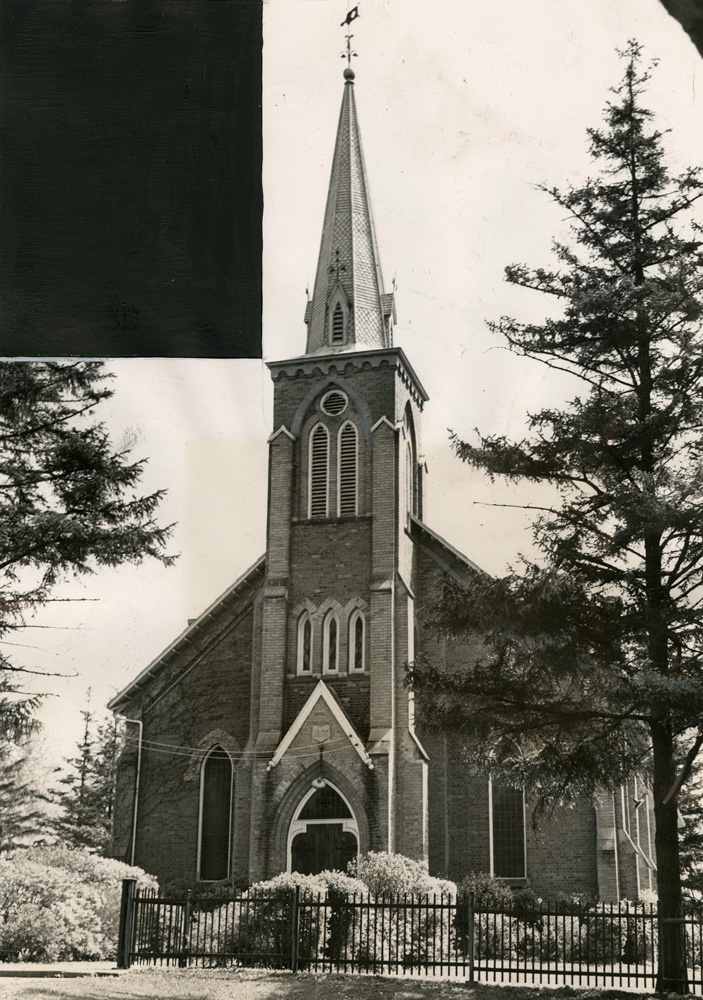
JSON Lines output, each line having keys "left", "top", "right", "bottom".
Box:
{"left": 21, "top": 0, "right": 702, "bottom": 768}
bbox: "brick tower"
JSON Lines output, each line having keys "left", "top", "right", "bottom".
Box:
{"left": 241, "top": 64, "right": 430, "bottom": 881}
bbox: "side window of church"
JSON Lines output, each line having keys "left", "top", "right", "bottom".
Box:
{"left": 323, "top": 612, "right": 338, "bottom": 672}
{"left": 309, "top": 424, "right": 329, "bottom": 518}
{"left": 199, "top": 748, "right": 232, "bottom": 881}
{"left": 338, "top": 421, "right": 357, "bottom": 517}
{"left": 297, "top": 614, "right": 313, "bottom": 674}
{"left": 491, "top": 782, "right": 526, "bottom": 879}
{"left": 349, "top": 610, "right": 365, "bottom": 672}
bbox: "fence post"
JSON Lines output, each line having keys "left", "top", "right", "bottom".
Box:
{"left": 290, "top": 885, "right": 300, "bottom": 973}
{"left": 117, "top": 878, "right": 137, "bottom": 970}
{"left": 466, "top": 891, "right": 475, "bottom": 982}
{"left": 179, "top": 889, "right": 192, "bottom": 968}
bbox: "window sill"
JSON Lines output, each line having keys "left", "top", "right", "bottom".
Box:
{"left": 288, "top": 671, "right": 368, "bottom": 680}
{"left": 293, "top": 515, "right": 371, "bottom": 525}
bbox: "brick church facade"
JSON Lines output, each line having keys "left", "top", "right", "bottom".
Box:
{"left": 109, "top": 66, "right": 655, "bottom": 901}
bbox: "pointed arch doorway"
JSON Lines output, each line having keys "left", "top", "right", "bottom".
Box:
{"left": 288, "top": 780, "right": 359, "bottom": 874}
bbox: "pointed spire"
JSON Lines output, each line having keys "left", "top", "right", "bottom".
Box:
{"left": 305, "top": 68, "right": 396, "bottom": 355}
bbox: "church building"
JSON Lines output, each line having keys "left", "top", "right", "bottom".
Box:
{"left": 109, "top": 64, "right": 655, "bottom": 902}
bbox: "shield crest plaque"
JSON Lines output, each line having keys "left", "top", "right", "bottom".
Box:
{"left": 312, "top": 724, "right": 330, "bottom": 743}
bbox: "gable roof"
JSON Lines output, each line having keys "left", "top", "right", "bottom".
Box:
{"left": 407, "top": 514, "right": 488, "bottom": 586}
{"left": 107, "top": 554, "right": 266, "bottom": 713}
{"left": 268, "top": 679, "right": 373, "bottom": 771}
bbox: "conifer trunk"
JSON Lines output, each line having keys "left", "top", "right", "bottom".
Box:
{"left": 652, "top": 723, "right": 688, "bottom": 992}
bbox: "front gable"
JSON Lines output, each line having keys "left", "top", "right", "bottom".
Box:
{"left": 268, "top": 680, "right": 373, "bottom": 771}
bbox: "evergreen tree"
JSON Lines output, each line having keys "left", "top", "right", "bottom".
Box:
{"left": 0, "top": 739, "right": 53, "bottom": 853}
{"left": 52, "top": 707, "right": 123, "bottom": 854}
{"left": 411, "top": 43, "right": 703, "bottom": 992}
{"left": 0, "top": 361, "right": 175, "bottom": 738}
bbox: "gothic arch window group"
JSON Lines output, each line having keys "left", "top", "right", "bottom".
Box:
{"left": 307, "top": 410, "right": 359, "bottom": 520}
{"left": 198, "top": 746, "right": 233, "bottom": 881}
{"left": 294, "top": 600, "right": 368, "bottom": 676}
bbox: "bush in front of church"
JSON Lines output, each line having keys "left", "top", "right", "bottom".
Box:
{"left": 351, "top": 851, "right": 457, "bottom": 899}
{"left": 0, "top": 846, "right": 156, "bottom": 962}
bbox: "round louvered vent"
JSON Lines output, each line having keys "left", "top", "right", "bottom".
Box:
{"left": 320, "top": 390, "right": 348, "bottom": 416}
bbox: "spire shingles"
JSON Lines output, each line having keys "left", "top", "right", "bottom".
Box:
{"left": 305, "top": 70, "right": 394, "bottom": 354}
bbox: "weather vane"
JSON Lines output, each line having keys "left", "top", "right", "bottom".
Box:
{"left": 340, "top": 5, "right": 359, "bottom": 67}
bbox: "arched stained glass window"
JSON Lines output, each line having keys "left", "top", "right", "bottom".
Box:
{"left": 323, "top": 612, "right": 339, "bottom": 673}
{"left": 309, "top": 424, "right": 329, "bottom": 518}
{"left": 490, "top": 782, "right": 526, "bottom": 879}
{"left": 199, "top": 747, "right": 232, "bottom": 881}
{"left": 297, "top": 614, "right": 313, "bottom": 674}
{"left": 349, "top": 611, "right": 365, "bottom": 673}
{"left": 338, "top": 422, "right": 358, "bottom": 517}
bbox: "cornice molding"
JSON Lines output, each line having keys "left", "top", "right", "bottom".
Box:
{"left": 268, "top": 347, "right": 428, "bottom": 408}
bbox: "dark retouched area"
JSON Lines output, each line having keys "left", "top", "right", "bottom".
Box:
{"left": 0, "top": 0, "right": 262, "bottom": 358}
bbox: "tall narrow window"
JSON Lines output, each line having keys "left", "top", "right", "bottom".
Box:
{"left": 323, "top": 612, "right": 339, "bottom": 673}
{"left": 297, "top": 614, "right": 313, "bottom": 674}
{"left": 349, "top": 610, "right": 365, "bottom": 673}
{"left": 406, "top": 440, "right": 414, "bottom": 514}
{"left": 199, "top": 747, "right": 232, "bottom": 881}
{"left": 309, "top": 424, "right": 329, "bottom": 518}
{"left": 490, "top": 782, "right": 526, "bottom": 879}
{"left": 338, "top": 422, "right": 358, "bottom": 517}
{"left": 331, "top": 302, "right": 344, "bottom": 344}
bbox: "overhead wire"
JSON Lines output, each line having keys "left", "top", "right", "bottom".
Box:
{"left": 122, "top": 732, "right": 349, "bottom": 756}
{"left": 122, "top": 736, "right": 367, "bottom": 764}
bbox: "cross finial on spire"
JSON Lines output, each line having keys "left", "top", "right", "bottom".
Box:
{"left": 342, "top": 32, "right": 358, "bottom": 68}
{"left": 328, "top": 249, "right": 346, "bottom": 280}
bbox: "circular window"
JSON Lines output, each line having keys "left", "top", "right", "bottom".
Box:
{"left": 320, "top": 390, "right": 348, "bottom": 416}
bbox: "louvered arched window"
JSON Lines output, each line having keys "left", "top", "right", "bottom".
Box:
{"left": 323, "top": 612, "right": 339, "bottom": 673}
{"left": 331, "top": 302, "right": 345, "bottom": 344}
{"left": 338, "top": 421, "right": 358, "bottom": 517}
{"left": 308, "top": 423, "right": 329, "bottom": 518}
{"left": 349, "top": 610, "right": 365, "bottom": 673}
{"left": 198, "top": 747, "right": 232, "bottom": 881}
{"left": 297, "top": 614, "right": 313, "bottom": 674}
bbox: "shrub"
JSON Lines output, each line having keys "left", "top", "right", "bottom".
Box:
{"left": 0, "top": 846, "right": 156, "bottom": 962}
{"left": 350, "top": 851, "right": 456, "bottom": 898}
{"left": 457, "top": 871, "right": 513, "bottom": 909}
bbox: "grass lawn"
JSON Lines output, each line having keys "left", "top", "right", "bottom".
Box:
{"left": 0, "top": 969, "right": 667, "bottom": 1000}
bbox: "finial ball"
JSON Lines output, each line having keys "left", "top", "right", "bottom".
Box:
{"left": 343, "top": 67, "right": 355, "bottom": 81}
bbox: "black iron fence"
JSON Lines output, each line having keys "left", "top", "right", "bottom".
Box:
{"left": 117, "top": 879, "right": 703, "bottom": 992}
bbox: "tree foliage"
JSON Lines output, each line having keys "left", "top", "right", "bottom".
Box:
{"left": 0, "top": 361, "right": 175, "bottom": 739}
{"left": 52, "top": 707, "right": 123, "bottom": 854}
{"left": 411, "top": 43, "right": 703, "bottom": 990}
{"left": 0, "top": 740, "right": 53, "bottom": 854}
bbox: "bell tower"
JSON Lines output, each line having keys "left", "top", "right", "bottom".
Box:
{"left": 246, "top": 60, "right": 429, "bottom": 882}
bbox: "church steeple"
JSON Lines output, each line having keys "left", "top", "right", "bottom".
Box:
{"left": 304, "top": 67, "right": 396, "bottom": 355}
